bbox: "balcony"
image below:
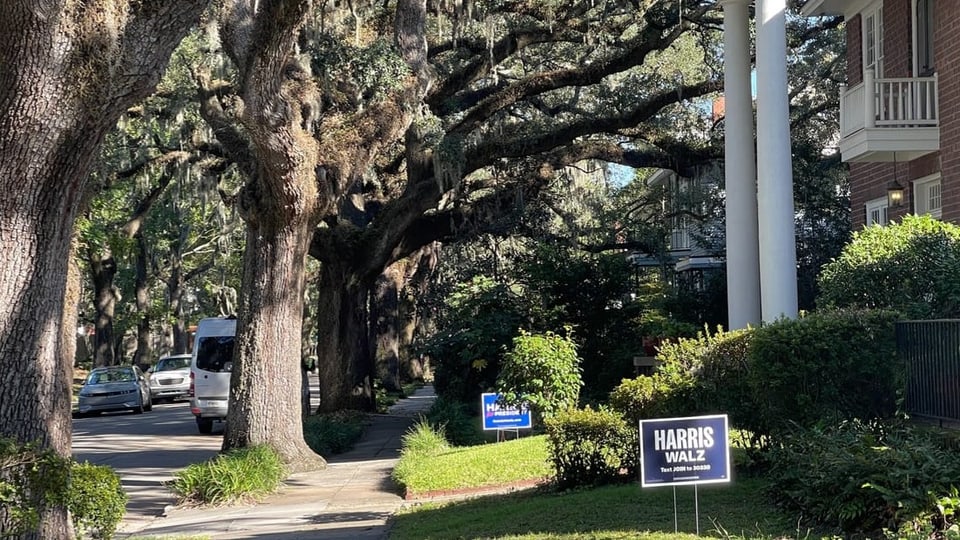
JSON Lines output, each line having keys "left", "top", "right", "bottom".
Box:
{"left": 839, "top": 70, "right": 939, "bottom": 163}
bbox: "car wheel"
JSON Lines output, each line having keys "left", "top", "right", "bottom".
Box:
{"left": 196, "top": 417, "right": 214, "bottom": 434}
{"left": 132, "top": 395, "right": 144, "bottom": 414}
{"left": 144, "top": 392, "right": 153, "bottom": 412}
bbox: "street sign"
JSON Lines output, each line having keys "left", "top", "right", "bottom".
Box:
{"left": 639, "top": 414, "right": 730, "bottom": 487}
{"left": 481, "top": 393, "right": 532, "bottom": 430}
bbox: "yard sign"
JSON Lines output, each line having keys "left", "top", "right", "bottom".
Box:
{"left": 639, "top": 414, "right": 730, "bottom": 487}
{"left": 481, "top": 392, "right": 532, "bottom": 430}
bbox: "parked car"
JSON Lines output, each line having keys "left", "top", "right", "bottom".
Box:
{"left": 148, "top": 354, "right": 192, "bottom": 402}
{"left": 76, "top": 365, "right": 152, "bottom": 416}
{"left": 190, "top": 317, "right": 236, "bottom": 434}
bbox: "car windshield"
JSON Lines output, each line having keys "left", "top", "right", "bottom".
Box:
{"left": 88, "top": 369, "right": 135, "bottom": 384}
{"left": 156, "top": 357, "right": 190, "bottom": 371}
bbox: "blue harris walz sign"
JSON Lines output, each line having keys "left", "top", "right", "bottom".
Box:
{"left": 481, "top": 393, "right": 532, "bottom": 431}
{"left": 639, "top": 414, "right": 730, "bottom": 487}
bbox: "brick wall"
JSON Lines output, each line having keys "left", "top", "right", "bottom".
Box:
{"left": 845, "top": 0, "right": 960, "bottom": 226}
{"left": 847, "top": 14, "right": 862, "bottom": 84}
{"left": 938, "top": 0, "right": 960, "bottom": 222}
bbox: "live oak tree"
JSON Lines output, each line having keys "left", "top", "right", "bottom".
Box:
{"left": 0, "top": 0, "right": 209, "bottom": 536}
{"left": 199, "top": 0, "right": 432, "bottom": 467}
{"left": 305, "top": 0, "right": 725, "bottom": 411}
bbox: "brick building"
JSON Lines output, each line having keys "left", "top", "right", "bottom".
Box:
{"left": 803, "top": 0, "right": 954, "bottom": 228}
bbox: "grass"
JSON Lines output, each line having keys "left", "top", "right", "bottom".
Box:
{"left": 393, "top": 432, "right": 553, "bottom": 497}
{"left": 389, "top": 478, "right": 828, "bottom": 540}
{"left": 168, "top": 445, "right": 286, "bottom": 505}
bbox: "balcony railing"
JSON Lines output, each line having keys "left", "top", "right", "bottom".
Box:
{"left": 840, "top": 70, "right": 939, "bottom": 138}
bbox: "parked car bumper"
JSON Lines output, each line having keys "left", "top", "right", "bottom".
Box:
{"left": 77, "top": 391, "right": 141, "bottom": 413}
{"left": 190, "top": 397, "right": 228, "bottom": 419}
{"left": 149, "top": 377, "right": 189, "bottom": 400}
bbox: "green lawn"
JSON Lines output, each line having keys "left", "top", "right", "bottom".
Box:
{"left": 389, "top": 478, "right": 828, "bottom": 540}
{"left": 393, "top": 435, "right": 553, "bottom": 497}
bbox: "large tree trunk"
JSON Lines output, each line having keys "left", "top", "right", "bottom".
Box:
{"left": 372, "top": 264, "right": 403, "bottom": 392}
{"left": 0, "top": 1, "right": 212, "bottom": 534}
{"left": 86, "top": 249, "right": 119, "bottom": 367}
{"left": 316, "top": 260, "right": 375, "bottom": 412}
{"left": 168, "top": 256, "right": 190, "bottom": 354}
{"left": 399, "top": 242, "right": 440, "bottom": 381}
{"left": 133, "top": 234, "right": 152, "bottom": 367}
{"left": 217, "top": 0, "right": 327, "bottom": 472}
{"left": 224, "top": 217, "right": 325, "bottom": 471}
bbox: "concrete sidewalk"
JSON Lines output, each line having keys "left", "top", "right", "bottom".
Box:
{"left": 119, "top": 385, "right": 436, "bottom": 539}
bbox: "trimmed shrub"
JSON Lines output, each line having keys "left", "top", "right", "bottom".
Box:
{"left": 544, "top": 407, "right": 635, "bottom": 489}
{"left": 0, "top": 438, "right": 71, "bottom": 536}
{"left": 497, "top": 329, "right": 582, "bottom": 424}
{"left": 747, "top": 309, "right": 901, "bottom": 435}
{"left": 818, "top": 214, "right": 960, "bottom": 318}
{"left": 610, "top": 328, "right": 751, "bottom": 428}
{"left": 766, "top": 419, "right": 960, "bottom": 535}
{"left": 303, "top": 410, "right": 367, "bottom": 456}
{"left": 69, "top": 462, "right": 127, "bottom": 539}
{"left": 169, "top": 445, "right": 286, "bottom": 505}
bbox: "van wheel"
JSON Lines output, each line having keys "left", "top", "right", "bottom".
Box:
{"left": 197, "top": 418, "right": 214, "bottom": 434}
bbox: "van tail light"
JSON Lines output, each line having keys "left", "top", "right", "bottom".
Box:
{"left": 189, "top": 370, "right": 195, "bottom": 397}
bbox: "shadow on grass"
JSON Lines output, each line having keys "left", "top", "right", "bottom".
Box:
{"left": 389, "top": 478, "right": 831, "bottom": 540}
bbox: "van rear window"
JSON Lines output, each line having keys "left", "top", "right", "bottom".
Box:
{"left": 196, "top": 336, "right": 235, "bottom": 373}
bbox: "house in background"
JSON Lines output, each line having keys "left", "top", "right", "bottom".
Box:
{"left": 627, "top": 167, "right": 725, "bottom": 301}
{"left": 801, "top": 0, "right": 953, "bottom": 228}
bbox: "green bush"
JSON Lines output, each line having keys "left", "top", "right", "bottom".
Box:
{"left": 303, "top": 410, "right": 367, "bottom": 456}
{"left": 544, "top": 407, "right": 634, "bottom": 490}
{"left": 69, "top": 462, "right": 127, "bottom": 539}
{"left": 419, "top": 276, "right": 526, "bottom": 404}
{"left": 169, "top": 445, "right": 286, "bottom": 505}
{"left": 424, "top": 396, "right": 486, "bottom": 447}
{"left": 0, "top": 438, "right": 71, "bottom": 536}
{"left": 818, "top": 214, "right": 960, "bottom": 318}
{"left": 766, "top": 419, "right": 960, "bottom": 535}
{"left": 497, "top": 329, "right": 582, "bottom": 424}
{"left": 609, "top": 328, "right": 750, "bottom": 426}
{"left": 748, "top": 309, "right": 901, "bottom": 436}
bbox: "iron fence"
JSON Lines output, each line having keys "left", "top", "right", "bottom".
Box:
{"left": 896, "top": 320, "right": 960, "bottom": 423}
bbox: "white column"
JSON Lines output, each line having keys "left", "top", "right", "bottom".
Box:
{"left": 722, "top": 0, "right": 761, "bottom": 330}
{"left": 755, "top": 0, "right": 798, "bottom": 321}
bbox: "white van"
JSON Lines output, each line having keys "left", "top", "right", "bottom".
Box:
{"left": 190, "top": 317, "right": 236, "bottom": 434}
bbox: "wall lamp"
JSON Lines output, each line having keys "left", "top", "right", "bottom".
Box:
{"left": 887, "top": 181, "right": 905, "bottom": 208}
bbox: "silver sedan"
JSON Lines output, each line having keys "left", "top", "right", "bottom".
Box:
{"left": 76, "top": 365, "right": 152, "bottom": 416}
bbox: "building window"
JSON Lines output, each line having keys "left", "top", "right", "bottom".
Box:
{"left": 914, "top": 0, "right": 935, "bottom": 76}
{"left": 863, "top": 2, "right": 884, "bottom": 77}
{"left": 866, "top": 197, "right": 889, "bottom": 226}
{"left": 913, "top": 174, "right": 942, "bottom": 218}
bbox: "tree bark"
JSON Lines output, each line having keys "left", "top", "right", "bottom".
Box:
{"left": 0, "top": 1, "right": 211, "bottom": 534}
{"left": 372, "top": 264, "right": 403, "bottom": 392}
{"left": 316, "top": 259, "right": 375, "bottom": 412}
{"left": 217, "top": 0, "right": 327, "bottom": 471}
{"left": 86, "top": 248, "right": 119, "bottom": 367}
{"left": 225, "top": 217, "right": 325, "bottom": 471}
{"left": 133, "top": 233, "right": 152, "bottom": 367}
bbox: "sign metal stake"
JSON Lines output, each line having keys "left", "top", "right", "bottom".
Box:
{"left": 695, "top": 484, "right": 700, "bottom": 536}
{"left": 672, "top": 486, "right": 678, "bottom": 533}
